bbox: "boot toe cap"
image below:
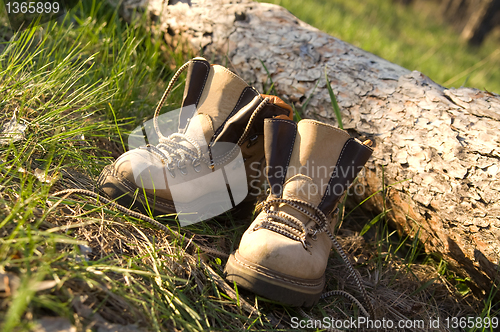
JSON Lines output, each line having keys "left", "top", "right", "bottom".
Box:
{"left": 98, "top": 149, "right": 171, "bottom": 198}
{"left": 237, "top": 225, "right": 329, "bottom": 281}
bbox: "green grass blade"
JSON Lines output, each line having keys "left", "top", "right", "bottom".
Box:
{"left": 325, "top": 67, "right": 343, "bottom": 129}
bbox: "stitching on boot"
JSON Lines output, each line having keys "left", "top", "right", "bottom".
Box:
{"left": 213, "top": 86, "right": 260, "bottom": 138}
{"left": 230, "top": 87, "right": 259, "bottom": 121}
{"left": 111, "top": 171, "right": 176, "bottom": 210}
{"left": 97, "top": 165, "right": 111, "bottom": 186}
{"left": 299, "top": 119, "right": 351, "bottom": 138}
{"left": 318, "top": 137, "right": 367, "bottom": 215}
{"left": 233, "top": 253, "right": 323, "bottom": 288}
{"left": 192, "top": 60, "right": 211, "bottom": 108}
{"left": 282, "top": 120, "right": 297, "bottom": 188}
{"left": 318, "top": 138, "right": 352, "bottom": 210}
{"left": 212, "top": 93, "right": 265, "bottom": 164}
{"left": 199, "top": 113, "right": 215, "bottom": 133}
{"left": 217, "top": 65, "right": 251, "bottom": 85}
{"left": 264, "top": 118, "right": 297, "bottom": 190}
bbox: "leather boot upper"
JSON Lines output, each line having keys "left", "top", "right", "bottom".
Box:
{"left": 237, "top": 119, "right": 373, "bottom": 280}
{"left": 99, "top": 58, "right": 292, "bottom": 220}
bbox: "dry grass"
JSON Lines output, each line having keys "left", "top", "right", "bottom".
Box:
{"left": 0, "top": 1, "right": 496, "bottom": 331}
{"left": 15, "top": 188, "right": 483, "bottom": 331}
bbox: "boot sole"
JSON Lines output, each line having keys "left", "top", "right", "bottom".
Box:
{"left": 97, "top": 165, "right": 177, "bottom": 216}
{"left": 224, "top": 251, "right": 325, "bottom": 307}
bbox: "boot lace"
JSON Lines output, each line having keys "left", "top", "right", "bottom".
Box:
{"left": 135, "top": 61, "right": 207, "bottom": 178}
{"left": 141, "top": 133, "right": 210, "bottom": 178}
{"left": 141, "top": 59, "right": 270, "bottom": 177}
{"left": 256, "top": 197, "right": 375, "bottom": 318}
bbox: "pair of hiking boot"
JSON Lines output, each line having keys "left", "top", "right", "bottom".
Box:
{"left": 98, "top": 57, "right": 373, "bottom": 308}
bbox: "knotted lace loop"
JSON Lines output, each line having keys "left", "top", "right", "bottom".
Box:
{"left": 135, "top": 61, "right": 211, "bottom": 177}
{"left": 256, "top": 198, "right": 328, "bottom": 250}
{"left": 257, "top": 197, "right": 375, "bottom": 318}
{"left": 140, "top": 133, "right": 212, "bottom": 178}
{"left": 140, "top": 60, "right": 271, "bottom": 177}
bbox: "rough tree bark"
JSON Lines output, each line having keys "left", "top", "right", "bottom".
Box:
{"left": 117, "top": 0, "right": 500, "bottom": 298}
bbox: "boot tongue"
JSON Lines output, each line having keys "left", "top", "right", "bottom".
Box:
{"left": 178, "top": 113, "right": 215, "bottom": 154}
{"left": 268, "top": 119, "right": 353, "bottom": 228}
{"left": 278, "top": 174, "right": 323, "bottom": 228}
{"left": 194, "top": 65, "right": 252, "bottom": 132}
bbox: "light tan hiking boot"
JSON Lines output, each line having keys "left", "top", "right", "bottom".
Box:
{"left": 225, "top": 118, "right": 374, "bottom": 308}
{"left": 97, "top": 58, "right": 292, "bottom": 224}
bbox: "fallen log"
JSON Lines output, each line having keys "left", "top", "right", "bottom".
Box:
{"left": 117, "top": 0, "right": 500, "bottom": 299}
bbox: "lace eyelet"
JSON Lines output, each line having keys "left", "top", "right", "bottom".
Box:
{"left": 167, "top": 162, "right": 176, "bottom": 178}
{"left": 310, "top": 229, "right": 318, "bottom": 241}
{"left": 300, "top": 239, "right": 313, "bottom": 253}
{"left": 178, "top": 160, "right": 188, "bottom": 175}
{"left": 192, "top": 158, "right": 201, "bottom": 173}
{"left": 247, "top": 134, "right": 259, "bottom": 148}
